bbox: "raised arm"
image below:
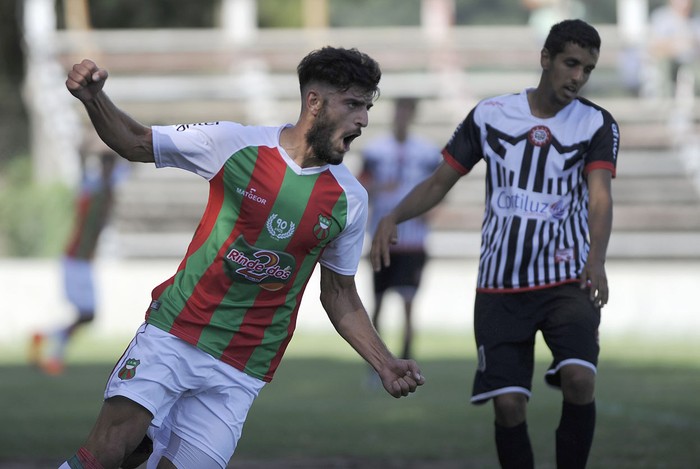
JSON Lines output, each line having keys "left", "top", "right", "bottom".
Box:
{"left": 580, "top": 168, "right": 613, "bottom": 308}
{"left": 370, "top": 161, "right": 461, "bottom": 271}
{"left": 319, "top": 266, "right": 424, "bottom": 398}
{"left": 66, "top": 59, "right": 154, "bottom": 163}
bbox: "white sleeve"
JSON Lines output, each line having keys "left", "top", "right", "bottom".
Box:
{"left": 318, "top": 182, "right": 369, "bottom": 276}
{"left": 152, "top": 122, "right": 245, "bottom": 180}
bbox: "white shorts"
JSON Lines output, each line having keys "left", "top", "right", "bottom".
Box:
{"left": 62, "top": 257, "right": 95, "bottom": 314}
{"left": 105, "top": 323, "right": 266, "bottom": 468}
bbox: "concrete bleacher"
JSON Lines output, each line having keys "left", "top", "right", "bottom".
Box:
{"left": 54, "top": 25, "right": 700, "bottom": 259}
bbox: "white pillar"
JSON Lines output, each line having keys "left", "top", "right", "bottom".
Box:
{"left": 420, "top": 0, "right": 454, "bottom": 42}
{"left": 617, "top": 0, "right": 648, "bottom": 46}
{"left": 22, "top": 0, "right": 81, "bottom": 184}
{"left": 220, "top": 0, "right": 257, "bottom": 44}
{"left": 615, "top": 0, "right": 651, "bottom": 97}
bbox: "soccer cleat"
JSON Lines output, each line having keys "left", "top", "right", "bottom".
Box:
{"left": 29, "top": 333, "right": 44, "bottom": 366}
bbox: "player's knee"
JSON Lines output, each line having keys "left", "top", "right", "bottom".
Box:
{"left": 87, "top": 397, "right": 153, "bottom": 466}
{"left": 560, "top": 365, "right": 595, "bottom": 404}
{"left": 83, "top": 436, "right": 134, "bottom": 469}
{"left": 121, "top": 435, "right": 153, "bottom": 469}
{"left": 493, "top": 393, "right": 528, "bottom": 426}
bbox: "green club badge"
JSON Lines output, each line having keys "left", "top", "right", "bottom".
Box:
{"left": 313, "top": 214, "right": 332, "bottom": 240}
{"left": 118, "top": 358, "right": 141, "bottom": 380}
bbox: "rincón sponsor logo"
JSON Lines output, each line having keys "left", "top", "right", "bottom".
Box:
{"left": 224, "top": 236, "right": 296, "bottom": 291}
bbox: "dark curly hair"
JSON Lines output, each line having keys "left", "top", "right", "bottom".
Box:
{"left": 544, "top": 19, "right": 601, "bottom": 58}
{"left": 297, "top": 46, "right": 381, "bottom": 100}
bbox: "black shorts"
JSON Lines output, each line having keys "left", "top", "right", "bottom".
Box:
{"left": 471, "top": 283, "right": 600, "bottom": 404}
{"left": 373, "top": 251, "right": 427, "bottom": 295}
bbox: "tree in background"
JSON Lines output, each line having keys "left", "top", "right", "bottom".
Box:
{"left": 0, "top": 0, "right": 28, "bottom": 167}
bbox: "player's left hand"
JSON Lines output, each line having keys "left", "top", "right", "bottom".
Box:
{"left": 370, "top": 216, "right": 398, "bottom": 272}
{"left": 580, "top": 258, "right": 608, "bottom": 308}
{"left": 379, "top": 358, "right": 425, "bottom": 398}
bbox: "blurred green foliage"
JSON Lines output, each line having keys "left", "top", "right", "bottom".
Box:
{"left": 259, "top": 0, "right": 304, "bottom": 27}
{"left": 53, "top": 0, "right": 622, "bottom": 29}
{"left": 0, "top": 157, "right": 73, "bottom": 257}
{"left": 59, "top": 0, "right": 221, "bottom": 28}
{"left": 0, "top": 0, "right": 28, "bottom": 167}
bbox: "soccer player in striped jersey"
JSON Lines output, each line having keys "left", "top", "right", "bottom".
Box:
{"left": 30, "top": 146, "right": 118, "bottom": 375}
{"left": 61, "top": 46, "right": 424, "bottom": 469}
{"left": 372, "top": 19, "right": 618, "bottom": 469}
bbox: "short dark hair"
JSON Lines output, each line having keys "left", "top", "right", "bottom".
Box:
{"left": 297, "top": 46, "right": 381, "bottom": 100}
{"left": 543, "top": 19, "right": 601, "bottom": 58}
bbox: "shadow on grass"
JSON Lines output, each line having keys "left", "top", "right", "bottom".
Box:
{"left": 1, "top": 356, "right": 699, "bottom": 468}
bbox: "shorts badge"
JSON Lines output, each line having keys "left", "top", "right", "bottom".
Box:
{"left": 118, "top": 358, "right": 141, "bottom": 380}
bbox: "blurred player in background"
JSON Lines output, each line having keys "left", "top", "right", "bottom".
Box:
{"left": 60, "top": 46, "right": 424, "bottom": 469}
{"left": 648, "top": 0, "right": 700, "bottom": 98}
{"left": 30, "top": 142, "right": 119, "bottom": 375}
{"left": 359, "top": 97, "right": 441, "bottom": 363}
{"left": 372, "top": 19, "right": 618, "bottom": 469}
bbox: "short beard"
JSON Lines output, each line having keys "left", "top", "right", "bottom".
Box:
{"left": 305, "top": 105, "right": 343, "bottom": 165}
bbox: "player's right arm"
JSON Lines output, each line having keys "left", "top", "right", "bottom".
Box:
{"left": 66, "top": 59, "right": 154, "bottom": 163}
{"left": 370, "top": 160, "right": 460, "bottom": 271}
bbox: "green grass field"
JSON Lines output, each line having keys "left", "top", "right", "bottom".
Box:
{"left": 1, "top": 332, "right": 699, "bottom": 468}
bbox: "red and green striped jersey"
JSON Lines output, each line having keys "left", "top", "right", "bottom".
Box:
{"left": 65, "top": 176, "right": 114, "bottom": 260}
{"left": 148, "top": 122, "right": 368, "bottom": 381}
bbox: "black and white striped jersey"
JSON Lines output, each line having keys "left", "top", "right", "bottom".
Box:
{"left": 363, "top": 134, "right": 441, "bottom": 250}
{"left": 443, "top": 90, "right": 619, "bottom": 292}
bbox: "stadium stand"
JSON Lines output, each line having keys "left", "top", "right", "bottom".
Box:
{"left": 53, "top": 25, "right": 700, "bottom": 259}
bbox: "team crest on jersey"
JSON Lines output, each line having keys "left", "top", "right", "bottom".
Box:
{"left": 313, "top": 214, "right": 332, "bottom": 240}
{"left": 549, "top": 198, "right": 568, "bottom": 220}
{"left": 266, "top": 213, "right": 296, "bottom": 240}
{"left": 118, "top": 358, "right": 140, "bottom": 380}
{"left": 528, "top": 125, "right": 552, "bottom": 147}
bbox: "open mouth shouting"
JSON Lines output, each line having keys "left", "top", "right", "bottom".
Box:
{"left": 342, "top": 131, "right": 361, "bottom": 152}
